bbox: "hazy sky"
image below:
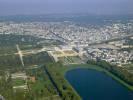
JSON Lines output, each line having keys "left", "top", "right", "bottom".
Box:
{"left": 0, "top": 0, "right": 132, "bottom": 15}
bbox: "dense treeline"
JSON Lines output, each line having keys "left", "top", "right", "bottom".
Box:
{"left": 0, "top": 34, "right": 63, "bottom": 47}
{"left": 0, "top": 55, "right": 22, "bottom": 70}
{"left": 46, "top": 62, "right": 81, "bottom": 100}
{"left": 0, "top": 34, "right": 42, "bottom": 46}
{"left": 23, "top": 52, "right": 53, "bottom": 66}
{"left": 87, "top": 60, "right": 133, "bottom": 85}
{"left": 0, "top": 46, "right": 17, "bottom": 54}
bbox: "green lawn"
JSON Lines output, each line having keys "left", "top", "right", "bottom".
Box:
{"left": 27, "top": 68, "right": 57, "bottom": 99}
{"left": 12, "top": 79, "right": 26, "bottom": 86}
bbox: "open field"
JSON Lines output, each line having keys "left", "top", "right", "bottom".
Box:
{"left": 26, "top": 67, "right": 60, "bottom": 100}
{"left": 12, "top": 79, "right": 26, "bottom": 86}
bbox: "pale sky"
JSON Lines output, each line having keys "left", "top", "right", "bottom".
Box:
{"left": 0, "top": 0, "right": 132, "bottom": 15}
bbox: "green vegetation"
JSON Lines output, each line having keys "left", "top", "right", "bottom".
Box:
{"left": 0, "top": 67, "right": 61, "bottom": 100}
{"left": 45, "top": 62, "right": 133, "bottom": 91}
{"left": 0, "top": 34, "right": 40, "bottom": 71}
{"left": 26, "top": 67, "right": 59, "bottom": 100}
{"left": 1, "top": 34, "right": 132, "bottom": 99}
{"left": 20, "top": 45, "right": 42, "bottom": 51}
{"left": 0, "top": 34, "right": 43, "bottom": 46}
{"left": 0, "top": 71, "right": 31, "bottom": 100}
{"left": 12, "top": 79, "right": 26, "bottom": 86}
{"left": 0, "top": 46, "right": 17, "bottom": 55}
{"left": 0, "top": 34, "right": 64, "bottom": 100}
{"left": 23, "top": 52, "right": 53, "bottom": 66}
{"left": 0, "top": 34, "right": 62, "bottom": 69}
{"left": 0, "top": 54, "right": 22, "bottom": 70}
{"left": 46, "top": 63, "right": 81, "bottom": 100}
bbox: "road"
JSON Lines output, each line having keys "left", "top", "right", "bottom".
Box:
{"left": 16, "top": 44, "right": 25, "bottom": 67}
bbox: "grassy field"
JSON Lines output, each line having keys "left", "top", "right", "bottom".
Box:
{"left": 12, "top": 79, "right": 26, "bottom": 86}
{"left": 26, "top": 67, "right": 58, "bottom": 99}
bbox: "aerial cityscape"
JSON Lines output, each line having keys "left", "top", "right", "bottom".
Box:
{"left": 0, "top": 0, "right": 133, "bottom": 100}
